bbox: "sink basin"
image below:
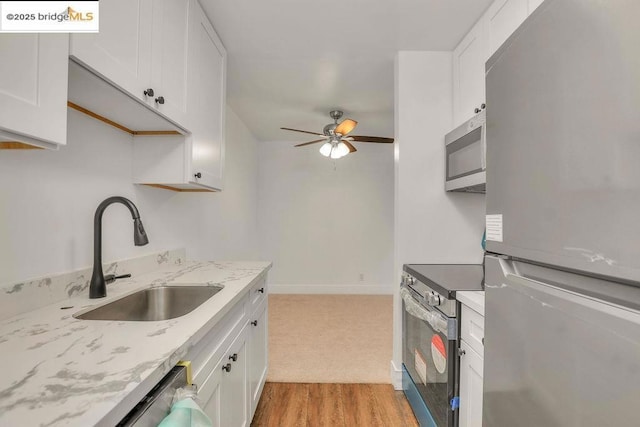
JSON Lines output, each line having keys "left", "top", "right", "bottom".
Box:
{"left": 74, "top": 285, "right": 223, "bottom": 321}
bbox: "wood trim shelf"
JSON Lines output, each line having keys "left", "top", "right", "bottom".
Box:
{"left": 0, "top": 141, "right": 44, "bottom": 150}
{"left": 143, "top": 184, "right": 216, "bottom": 193}
{"left": 67, "top": 102, "right": 181, "bottom": 136}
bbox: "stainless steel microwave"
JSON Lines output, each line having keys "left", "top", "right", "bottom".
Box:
{"left": 444, "top": 110, "right": 486, "bottom": 193}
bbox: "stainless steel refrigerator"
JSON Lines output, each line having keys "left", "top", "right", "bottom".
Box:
{"left": 483, "top": 0, "right": 640, "bottom": 425}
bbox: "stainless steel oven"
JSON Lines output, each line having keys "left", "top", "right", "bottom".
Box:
{"left": 401, "top": 273, "right": 459, "bottom": 427}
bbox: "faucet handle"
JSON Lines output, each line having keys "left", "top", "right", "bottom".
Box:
{"left": 104, "top": 273, "right": 132, "bottom": 284}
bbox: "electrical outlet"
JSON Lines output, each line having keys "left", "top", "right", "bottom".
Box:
{"left": 359, "top": 273, "right": 364, "bottom": 282}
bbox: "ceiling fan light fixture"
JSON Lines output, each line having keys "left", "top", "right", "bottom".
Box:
{"left": 335, "top": 141, "right": 350, "bottom": 158}
{"left": 319, "top": 141, "right": 332, "bottom": 157}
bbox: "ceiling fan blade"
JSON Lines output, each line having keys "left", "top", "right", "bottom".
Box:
{"left": 335, "top": 119, "right": 358, "bottom": 136}
{"left": 350, "top": 135, "right": 394, "bottom": 144}
{"left": 343, "top": 140, "right": 357, "bottom": 153}
{"left": 281, "top": 127, "right": 323, "bottom": 136}
{"left": 294, "top": 139, "right": 326, "bottom": 147}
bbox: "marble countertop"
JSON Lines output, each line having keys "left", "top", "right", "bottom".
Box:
{"left": 457, "top": 290, "right": 485, "bottom": 316}
{"left": 0, "top": 260, "right": 271, "bottom": 427}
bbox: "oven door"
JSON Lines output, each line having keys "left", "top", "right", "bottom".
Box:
{"left": 401, "top": 286, "right": 458, "bottom": 427}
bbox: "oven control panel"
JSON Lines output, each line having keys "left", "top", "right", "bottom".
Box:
{"left": 402, "top": 273, "right": 457, "bottom": 317}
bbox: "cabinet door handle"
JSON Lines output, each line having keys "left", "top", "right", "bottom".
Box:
{"left": 257, "top": 287, "right": 265, "bottom": 294}
{"left": 143, "top": 88, "right": 154, "bottom": 97}
{"left": 155, "top": 96, "right": 165, "bottom": 105}
{"left": 481, "top": 103, "right": 486, "bottom": 110}
{"left": 194, "top": 172, "right": 202, "bottom": 179}
{"left": 229, "top": 353, "right": 238, "bottom": 362}
{"left": 251, "top": 320, "right": 258, "bottom": 327}
{"left": 222, "top": 363, "right": 232, "bottom": 372}
{"left": 474, "top": 107, "right": 481, "bottom": 114}
{"left": 458, "top": 348, "right": 466, "bottom": 357}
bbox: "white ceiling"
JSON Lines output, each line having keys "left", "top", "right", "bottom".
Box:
{"left": 200, "top": 0, "right": 492, "bottom": 142}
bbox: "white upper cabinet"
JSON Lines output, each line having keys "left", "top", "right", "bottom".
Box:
{"left": 69, "top": 0, "right": 153, "bottom": 102}
{"left": 187, "top": 0, "right": 226, "bottom": 190}
{"left": 453, "top": 19, "right": 486, "bottom": 127}
{"left": 0, "top": 34, "right": 68, "bottom": 148}
{"left": 69, "top": 0, "right": 189, "bottom": 128}
{"left": 150, "top": 0, "right": 190, "bottom": 125}
{"left": 132, "top": 0, "right": 226, "bottom": 192}
{"left": 485, "top": 0, "right": 528, "bottom": 58}
{"left": 451, "top": 0, "right": 544, "bottom": 131}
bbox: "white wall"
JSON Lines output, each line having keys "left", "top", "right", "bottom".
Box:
{"left": 258, "top": 140, "right": 394, "bottom": 294}
{"left": 391, "top": 51, "right": 486, "bottom": 387}
{"left": 0, "top": 107, "right": 259, "bottom": 286}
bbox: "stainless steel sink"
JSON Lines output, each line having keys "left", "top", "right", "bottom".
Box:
{"left": 74, "top": 285, "right": 223, "bottom": 321}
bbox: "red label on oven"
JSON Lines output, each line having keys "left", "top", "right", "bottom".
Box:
{"left": 431, "top": 335, "right": 447, "bottom": 374}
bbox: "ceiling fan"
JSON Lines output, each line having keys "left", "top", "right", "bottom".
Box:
{"left": 281, "top": 110, "right": 394, "bottom": 159}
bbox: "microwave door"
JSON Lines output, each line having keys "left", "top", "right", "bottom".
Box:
{"left": 444, "top": 111, "right": 486, "bottom": 193}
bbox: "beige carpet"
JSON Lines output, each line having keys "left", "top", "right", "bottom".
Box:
{"left": 266, "top": 294, "right": 393, "bottom": 384}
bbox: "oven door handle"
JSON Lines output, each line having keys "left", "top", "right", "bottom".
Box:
{"left": 400, "top": 286, "right": 449, "bottom": 335}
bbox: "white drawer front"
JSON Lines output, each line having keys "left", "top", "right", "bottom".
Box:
{"left": 250, "top": 277, "right": 267, "bottom": 313}
{"left": 461, "top": 304, "right": 485, "bottom": 356}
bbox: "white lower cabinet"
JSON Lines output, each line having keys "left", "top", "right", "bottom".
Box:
{"left": 248, "top": 300, "right": 268, "bottom": 418}
{"left": 459, "top": 341, "right": 484, "bottom": 427}
{"left": 459, "top": 304, "right": 485, "bottom": 427}
{"left": 199, "top": 325, "right": 248, "bottom": 427}
{"left": 190, "top": 279, "right": 268, "bottom": 427}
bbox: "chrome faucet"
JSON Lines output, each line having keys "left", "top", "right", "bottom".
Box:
{"left": 89, "top": 197, "right": 149, "bottom": 298}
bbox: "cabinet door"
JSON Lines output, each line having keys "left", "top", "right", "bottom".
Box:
{"left": 69, "top": 0, "right": 153, "bottom": 102}
{"left": 150, "top": 0, "right": 190, "bottom": 126}
{"left": 458, "top": 341, "right": 484, "bottom": 427}
{"left": 199, "top": 325, "right": 249, "bottom": 427}
{"left": 187, "top": 0, "right": 226, "bottom": 190}
{"left": 0, "top": 34, "right": 68, "bottom": 148}
{"left": 248, "top": 302, "right": 268, "bottom": 418}
{"left": 199, "top": 356, "right": 224, "bottom": 427}
{"left": 485, "top": 0, "right": 528, "bottom": 57}
{"left": 452, "top": 19, "right": 486, "bottom": 127}
{"left": 222, "top": 326, "right": 249, "bottom": 427}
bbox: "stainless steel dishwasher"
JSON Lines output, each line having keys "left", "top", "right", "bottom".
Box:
{"left": 117, "top": 365, "right": 188, "bottom": 426}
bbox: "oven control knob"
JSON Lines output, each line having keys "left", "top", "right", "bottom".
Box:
{"left": 427, "top": 292, "right": 442, "bottom": 306}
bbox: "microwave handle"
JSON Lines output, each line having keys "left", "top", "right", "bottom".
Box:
{"left": 481, "top": 122, "right": 487, "bottom": 170}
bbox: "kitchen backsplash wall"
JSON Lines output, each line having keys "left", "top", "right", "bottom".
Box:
{"left": 0, "top": 107, "right": 260, "bottom": 292}
{"left": 0, "top": 249, "right": 185, "bottom": 321}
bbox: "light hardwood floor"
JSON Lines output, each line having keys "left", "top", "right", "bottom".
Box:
{"left": 251, "top": 383, "right": 419, "bottom": 427}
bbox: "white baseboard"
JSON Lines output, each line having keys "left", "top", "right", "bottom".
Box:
{"left": 269, "top": 283, "right": 392, "bottom": 295}
{"left": 390, "top": 360, "right": 403, "bottom": 390}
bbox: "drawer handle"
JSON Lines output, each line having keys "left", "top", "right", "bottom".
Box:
{"left": 251, "top": 320, "right": 258, "bottom": 327}
{"left": 222, "top": 363, "right": 232, "bottom": 372}
{"left": 143, "top": 88, "right": 154, "bottom": 97}
{"left": 155, "top": 96, "right": 165, "bottom": 105}
{"left": 257, "top": 287, "right": 265, "bottom": 294}
{"left": 229, "top": 353, "right": 238, "bottom": 362}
